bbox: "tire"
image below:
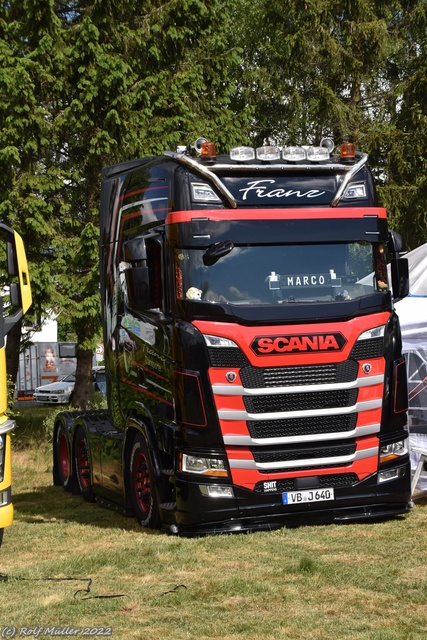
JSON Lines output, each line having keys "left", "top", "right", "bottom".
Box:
{"left": 74, "top": 426, "right": 95, "bottom": 502}
{"left": 129, "top": 433, "right": 161, "bottom": 529}
{"left": 0, "top": 528, "right": 3, "bottom": 548}
{"left": 54, "top": 424, "right": 73, "bottom": 491}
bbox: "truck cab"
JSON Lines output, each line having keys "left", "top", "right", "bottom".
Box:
{"left": 54, "top": 139, "right": 411, "bottom": 535}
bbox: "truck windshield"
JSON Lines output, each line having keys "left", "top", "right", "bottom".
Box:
{"left": 175, "top": 242, "right": 388, "bottom": 305}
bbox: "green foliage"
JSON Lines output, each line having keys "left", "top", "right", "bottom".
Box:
{"left": 0, "top": 0, "right": 426, "bottom": 392}
{"left": 0, "top": 1, "right": 250, "bottom": 402}
{"left": 234, "top": 0, "right": 427, "bottom": 248}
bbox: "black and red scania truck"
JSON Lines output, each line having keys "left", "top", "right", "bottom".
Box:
{"left": 53, "top": 138, "right": 412, "bottom": 535}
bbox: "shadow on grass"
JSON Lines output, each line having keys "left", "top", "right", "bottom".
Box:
{"left": 12, "top": 484, "right": 150, "bottom": 534}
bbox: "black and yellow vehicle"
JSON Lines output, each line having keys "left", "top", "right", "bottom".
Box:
{"left": 0, "top": 223, "right": 31, "bottom": 546}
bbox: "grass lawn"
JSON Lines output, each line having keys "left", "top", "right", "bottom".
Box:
{"left": 0, "top": 404, "right": 426, "bottom": 639}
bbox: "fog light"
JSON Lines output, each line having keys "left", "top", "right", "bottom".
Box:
{"left": 378, "top": 465, "right": 406, "bottom": 484}
{"left": 199, "top": 485, "right": 234, "bottom": 498}
{"left": 0, "top": 490, "right": 10, "bottom": 506}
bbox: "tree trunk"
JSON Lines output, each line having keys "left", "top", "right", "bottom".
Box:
{"left": 71, "top": 348, "right": 93, "bottom": 409}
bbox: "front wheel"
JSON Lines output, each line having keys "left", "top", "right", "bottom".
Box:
{"left": 129, "top": 433, "right": 161, "bottom": 529}
{"left": 74, "top": 426, "right": 95, "bottom": 502}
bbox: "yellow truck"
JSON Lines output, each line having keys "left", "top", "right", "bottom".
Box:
{"left": 0, "top": 223, "right": 31, "bottom": 546}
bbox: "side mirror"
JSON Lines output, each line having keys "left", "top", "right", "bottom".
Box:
{"left": 390, "top": 257, "right": 409, "bottom": 300}
{"left": 122, "top": 238, "right": 151, "bottom": 311}
{"left": 387, "top": 231, "right": 409, "bottom": 300}
{"left": 388, "top": 230, "right": 406, "bottom": 257}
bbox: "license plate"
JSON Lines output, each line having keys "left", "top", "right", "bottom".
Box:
{"left": 282, "top": 488, "right": 334, "bottom": 505}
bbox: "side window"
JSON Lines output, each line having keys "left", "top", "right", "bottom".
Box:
{"left": 121, "top": 234, "right": 163, "bottom": 312}
{"left": 146, "top": 237, "right": 163, "bottom": 310}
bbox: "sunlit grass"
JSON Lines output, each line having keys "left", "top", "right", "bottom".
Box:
{"left": 1, "top": 406, "right": 426, "bottom": 639}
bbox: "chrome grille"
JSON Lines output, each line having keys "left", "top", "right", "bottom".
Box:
{"left": 244, "top": 389, "right": 358, "bottom": 414}
{"left": 251, "top": 441, "right": 356, "bottom": 464}
{"left": 240, "top": 360, "right": 358, "bottom": 388}
{"left": 247, "top": 414, "right": 357, "bottom": 439}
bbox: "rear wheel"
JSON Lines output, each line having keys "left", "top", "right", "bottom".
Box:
{"left": 74, "top": 426, "right": 95, "bottom": 502}
{"left": 129, "top": 433, "right": 161, "bottom": 529}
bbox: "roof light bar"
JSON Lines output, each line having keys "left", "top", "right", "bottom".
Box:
{"left": 230, "top": 146, "right": 256, "bottom": 162}
{"left": 306, "top": 146, "right": 330, "bottom": 162}
{"left": 282, "top": 146, "right": 306, "bottom": 162}
{"left": 256, "top": 146, "right": 281, "bottom": 161}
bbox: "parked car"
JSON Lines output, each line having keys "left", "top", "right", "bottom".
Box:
{"left": 34, "top": 373, "right": 76, "bottom": 404}
{"left": 34, "top": 367, "right": 105, "bottom": 404}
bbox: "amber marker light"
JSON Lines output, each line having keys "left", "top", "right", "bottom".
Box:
{"left": 200, "top": 141, "right": 217, "bottom": 160}
{"left": 340, "top": 142, "right": 355, "bottom": 159}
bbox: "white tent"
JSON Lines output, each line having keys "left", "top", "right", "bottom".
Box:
{"left": 394, "top": 243, "right": 427, "bottom": 492}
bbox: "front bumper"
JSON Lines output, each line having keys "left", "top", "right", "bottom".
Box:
{"left": 171, "top": 462, "right": 412, "bottom": 536}
{"left": 34, "top": 395, "right": 69, "bottom": 404}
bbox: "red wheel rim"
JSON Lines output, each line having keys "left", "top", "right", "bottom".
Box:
{"left": 77, "top": 437, "right": 90, "bottom": 488}
{"left": 133, "top": 452, "right": 151, "bottom": 514}
{"left": 58, "top": 432, "right": 69, "bottom": 480}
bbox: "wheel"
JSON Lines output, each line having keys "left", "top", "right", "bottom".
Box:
{"left": 74, "top": 426, "right": 95, "bottom": 502}
{"left": 0, "top": 528, "right": 3, "bottom": 547}
{"left": 54, "top": 424, "right": 73, "bottom": 491}
{"left": 129, "top": 432, "right": 161, "bottom": 529}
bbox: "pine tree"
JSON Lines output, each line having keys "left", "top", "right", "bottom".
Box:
{"left": 1, "top": 0, "right": 251, "bottom": 407}
{"left": 378, "top": 0, "right": 427, "bottom": 248}
{"left": 0, "top": 0, "right": 66, "bottom": 381}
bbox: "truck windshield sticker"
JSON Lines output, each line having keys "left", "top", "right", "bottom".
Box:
{"left": 268, "top": 272, "right": 341, "bottom": 288}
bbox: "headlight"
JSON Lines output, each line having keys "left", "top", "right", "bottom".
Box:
{"left": 180, "top": 453, "right": 228, "bottom": 477}
{"left": 57, "top": 389, "right": 66, "bottom": 395}
{"left": 357, "top": 325, "right": 385, "bottom": 341}
{"left": 380, "top": 439, "right": 408, "bottom": 463}
{"left": 203, "top": 334, "right": 239, "bottom": 348}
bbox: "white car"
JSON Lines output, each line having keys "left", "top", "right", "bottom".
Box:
{"left": 34, "top": 373, "right": 76, "bottom": 404}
